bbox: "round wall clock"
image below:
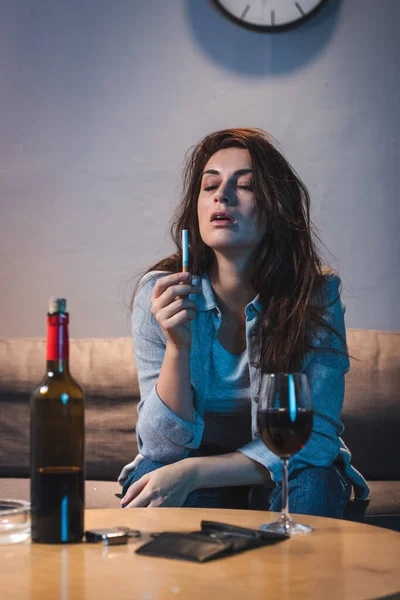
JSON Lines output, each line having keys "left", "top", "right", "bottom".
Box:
{"left": 212, "top": 0, "right": 328, "bottom": 32}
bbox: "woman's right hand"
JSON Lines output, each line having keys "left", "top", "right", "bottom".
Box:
{"left": 151, "top": 272, "right": 201, "bottom": 349}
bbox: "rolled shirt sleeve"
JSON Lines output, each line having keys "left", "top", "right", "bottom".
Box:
{"left": 238, "top": 275, "right": 351, "bottom": 483}
{"left": 132, "top": 274, "right": 204, "bottom": 463}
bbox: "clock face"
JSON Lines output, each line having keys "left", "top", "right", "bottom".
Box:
{"left": 213, "top": 0, "right": 328, "bottom": 32}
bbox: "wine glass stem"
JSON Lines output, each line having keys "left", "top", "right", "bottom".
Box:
{"left": 280, "top": 458, "right": 291, "bottom": 528}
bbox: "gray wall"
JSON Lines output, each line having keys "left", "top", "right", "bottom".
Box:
{"left": 0, "top": 0, "right": 399, "bottom": 338}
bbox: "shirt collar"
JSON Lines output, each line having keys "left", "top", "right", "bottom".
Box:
{"left": 192, "top": 272, "right": 262, "bottom": 315}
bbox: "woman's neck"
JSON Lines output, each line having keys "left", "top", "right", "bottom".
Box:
{"left": 209, "top": 256, "right": 256, "bottom": 319}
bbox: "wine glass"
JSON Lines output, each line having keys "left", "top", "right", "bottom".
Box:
{"left": 257, "top": 373, "right": 314, "bottom": 535}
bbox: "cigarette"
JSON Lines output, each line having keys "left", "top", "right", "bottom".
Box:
{"left": 182, "top": 229, "right": 189, "bottom": 273}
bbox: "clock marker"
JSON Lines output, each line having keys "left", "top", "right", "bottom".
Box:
{"left": 241, "top": 4, "right": 250, "bottom": 20}
{"left": 213, "top": 0, "right": 325, "bottom": 31}
{"left": 295, "top": 2, "right": 305, "bottom": 16}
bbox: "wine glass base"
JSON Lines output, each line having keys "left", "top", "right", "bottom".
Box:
{"left": 260, "top": 519, "right": 313, "bottom": 536}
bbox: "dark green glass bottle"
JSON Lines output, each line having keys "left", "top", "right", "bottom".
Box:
{"left": 30, "top": 298, "right": 85, "bottom": 543}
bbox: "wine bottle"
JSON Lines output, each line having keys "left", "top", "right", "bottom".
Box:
{"left": 30, "top": 298, "right": 85, "bottom": 543}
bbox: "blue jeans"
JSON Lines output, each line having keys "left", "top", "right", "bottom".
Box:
{"left": 121, "top": 458, "right": 352, "bottom": 518}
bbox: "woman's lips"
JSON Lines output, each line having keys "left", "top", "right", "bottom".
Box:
{"left": 211, "top": 220, "right": 236, "bottom": 227}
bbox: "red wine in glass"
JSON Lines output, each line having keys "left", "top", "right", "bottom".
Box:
{"left": 258, "top": 373, "right": 314, "bottom": 535}
{"left": 258, "top": 408, "right": 313, "bottom": 459}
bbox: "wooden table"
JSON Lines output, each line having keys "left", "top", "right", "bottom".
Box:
{"left": 1, "top": 508, "right": 400, "bottom": 600}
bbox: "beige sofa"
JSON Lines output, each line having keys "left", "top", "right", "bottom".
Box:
{"left": 0, "top": 330, "right": 399, "bottom": 530}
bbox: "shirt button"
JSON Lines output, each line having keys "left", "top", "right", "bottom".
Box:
{"left": 253, "top": 396, "right": 258, "bottom": 403}
{"left": 252, "top": 361, "right": 260, "bottom": 369}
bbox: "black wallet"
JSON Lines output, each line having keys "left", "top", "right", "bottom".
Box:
{"left": 135, "top": 520, "right": 289, "bottom": 563}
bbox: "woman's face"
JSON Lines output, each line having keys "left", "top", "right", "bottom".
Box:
{"left": 197, "top": 147, "right": 264, "bottom": 254}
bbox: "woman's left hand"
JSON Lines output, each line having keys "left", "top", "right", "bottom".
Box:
{"left": 121, "top": 459, "right": 197, "bottom": 508}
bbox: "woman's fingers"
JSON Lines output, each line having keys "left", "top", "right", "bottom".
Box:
{"left": 152, "top": 273, "right": 201, "bottom": 310}
{"left": 121, "top": 476, "right": 149, "bottom": 507}
{"left": 150, "top": 271, "right": 201, "bottom": 346}
{"left": 153, "top": 284, "right": 200, "bottom": 313}
{"left": 159, "top": 310, "right": 196, "bottom": 330}
{"left": 152, "top": 293, "right": 199, "bottom": 331}
{"left": 126, "top": 487, "right": 167, "bottom": 508}
{"left": 156, "top": 298, "right": 197, "bottom": 324}
{"left": 153, "top": 272, "right": 191, "bottom": 300}
{"left": 125, "top": 491, "right": 151, "bottom": 508}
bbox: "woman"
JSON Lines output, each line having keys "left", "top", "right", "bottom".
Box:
{"left": 119, "top": 128, "right": 369, "bottom": 515}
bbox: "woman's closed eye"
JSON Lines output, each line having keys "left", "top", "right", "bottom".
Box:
{"left": 203, "top": 184, "right": 253, "bottom": 192}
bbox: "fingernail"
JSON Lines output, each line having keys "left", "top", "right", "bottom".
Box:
{"left": 179, "top": 272, "right": 189, "bottom": 280}
{"left": 192, "top": 275, "right": 201, "bottom": 286}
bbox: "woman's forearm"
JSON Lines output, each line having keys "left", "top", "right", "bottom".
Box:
{"left": 187, "top": 452, "right": 271, "bottom": 489}
{"left": 156, "top": 343, "right": 194, "bottom": 423}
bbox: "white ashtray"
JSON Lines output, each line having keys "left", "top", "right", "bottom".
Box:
{"left": 0, "top": 499, "right": 31, "bottom": 544}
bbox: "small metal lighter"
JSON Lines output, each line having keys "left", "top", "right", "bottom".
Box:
{"left": 85, "top": 528, "right": 130, "bottom": 546}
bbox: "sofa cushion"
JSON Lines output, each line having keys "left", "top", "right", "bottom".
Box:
{"left": 1, "top": 331, "right": 400, "bottom": 485}
{"left": 341, "top": 330, "right": 400, "bottom": 481}
{"left": 365, "top": 481, "right": 400, "bottom": 516}
{"left": 362, "top": 482, "right": 400, "bottom": 532}
{"left": 0, "top": 337, "right": 139, "bottom": 398}
{"left": 0, "top": 393, "right": 139, "bottom": 481}
{"left": 0, "top": 337, "right": 140, "bottom": 481}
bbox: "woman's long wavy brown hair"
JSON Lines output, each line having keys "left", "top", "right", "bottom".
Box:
{"left": 132, "top": 128, "right": 348, "bottom": 372}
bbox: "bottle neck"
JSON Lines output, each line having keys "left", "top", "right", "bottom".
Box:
{"left": 46, "top": 313, "right": 70, "bottom": 373}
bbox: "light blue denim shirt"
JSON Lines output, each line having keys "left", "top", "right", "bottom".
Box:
{"left": 131, "top": 270, "right": 370, "bottom": 500}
